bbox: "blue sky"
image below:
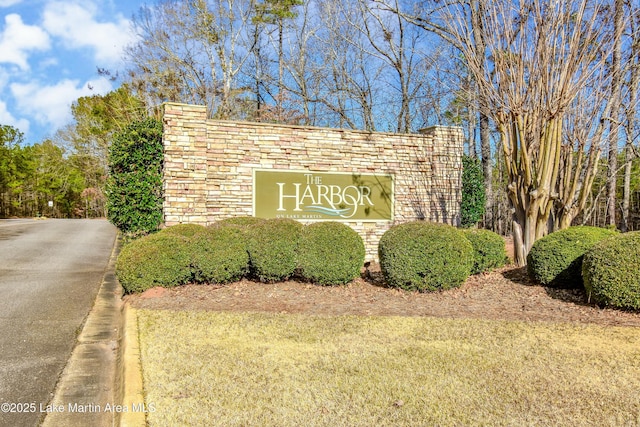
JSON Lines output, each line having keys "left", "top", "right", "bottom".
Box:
{"left": 0, "top": 0, "right": 145, "bottom": 144}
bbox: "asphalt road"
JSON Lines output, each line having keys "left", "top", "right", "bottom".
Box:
{"left": 0, "top": 219, "right": 117, "bottom": 427}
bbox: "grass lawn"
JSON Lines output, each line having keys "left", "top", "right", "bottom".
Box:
{"left": 136, "top": 309, "right": 640, "bottom": 426}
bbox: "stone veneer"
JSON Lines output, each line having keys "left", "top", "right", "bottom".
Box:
{"left": 162, "top": 102, "right": 464, "bottom": 262}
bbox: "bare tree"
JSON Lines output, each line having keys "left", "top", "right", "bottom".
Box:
{"left": 374, "top": 0, "right": 495, "bottom": 226}
{"left": 253, "top": 0, "right": 303, "bottom": 120}
{"left": 439, "top": 0, "right": 612, "bottom": 265}
{"left": 348, "top": 0, "right": 430, "bottom": 133}
{"left": 621, "top": 1, "right": 640, "bottom": 231}
{"left": 606, "top": 0, "right": 625, "bottom": 227}
{"left": 312, "top": 0, "right": 382, "bottom": 130}
{"left": 278, "top": 0, "right": 321, "bottom": 125}
{"left": 125, "top": 0, "right": 255, "bottom": 119}
{"left": 470, "top": 0, "right": 493, "bottom": 231}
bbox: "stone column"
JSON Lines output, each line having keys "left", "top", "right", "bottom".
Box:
{"left": 162, "top": 103, "right": 208, "bottom": 225}
{"left": 418, "top": 126, "right": 464, "bottom": 226}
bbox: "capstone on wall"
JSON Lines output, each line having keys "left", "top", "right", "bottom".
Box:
{"left": 162, "top": 102, "right": 464, "bottom": 262}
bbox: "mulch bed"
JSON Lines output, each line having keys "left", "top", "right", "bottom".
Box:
{"left": 127, "top": 264, "right": 640, "bottom": 327}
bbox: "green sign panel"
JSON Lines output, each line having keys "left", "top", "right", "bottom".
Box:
{"left": 253, "top": 170, "right": 393, "bottom": 221}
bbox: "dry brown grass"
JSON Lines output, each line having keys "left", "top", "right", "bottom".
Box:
{"left": 137, "top": 310, "right": 640, "bottom": 426}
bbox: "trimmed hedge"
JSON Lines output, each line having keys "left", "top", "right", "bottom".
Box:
{"left": 298, "top": 222, "right": 365, "bottom": 286}
{"left": 582, "top": 232, "right": 640, "bottom": 310}
{"left": 527, "top": 226, "right": 618, "bottom": 288}
{"left": 191, "top": 225, "right": 249, "bottom": 284}
{"left": 378, "top": 221, "right": 474, "bottom": 292}
{"left": 160, "top": 223, "right": 206, "bottom": 237}
{"left": 216, "top": 216, "right": 266, "bottom": 230}
{"left": 116, "top": 232, "right": 192, "bottom": 293}
{"left": 247, "top": 218, "right": 303, "bottom": 282}
{"left": 463, "top": 229, "right": 507, "bottom": 274}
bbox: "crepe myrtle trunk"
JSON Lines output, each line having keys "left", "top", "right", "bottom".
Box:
{"left": 501, "top": 116, "right": 562, "bottom": 266}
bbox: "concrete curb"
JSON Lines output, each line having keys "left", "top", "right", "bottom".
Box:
{"left": 119, "top": 305, "right": 146, "bottom": 427}
{"left": 42, "top": 235, "right": 124, "bottom": 427}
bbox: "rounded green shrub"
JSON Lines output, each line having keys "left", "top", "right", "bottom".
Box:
{"left": 463, "top": 229, "right": 508, "bottom": 274}
{"left": 582, "top": 231, "right": 640, "bottom": 310}
{"left": 216, "top": 216, "right": 266, "bottom": 230}
{"left": 526, "top": 226, "right": 617, "bottom": 288}
{"left": 210, "top": 217, "right": 261, "bottom": 274}
{"left": 378, "top": 221, "right": 474, "bottom": 292}
{"left": 298, "top": 222, "right": 365, "bottom": 286}
{"left": 160, "top": 223, "right": 206, "bottom": 237}
{"left": 116, "top": 232, "right": 192, "bottom": 293}
{"left": 247, "top": 218, "right": 303, "bottom": 282}
{"left": 190, "top": 225, "right": 249, "bottom": 284}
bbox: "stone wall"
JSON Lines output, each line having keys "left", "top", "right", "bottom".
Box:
{"left": 162, "top": 102, "right": 464, "bottom": 261}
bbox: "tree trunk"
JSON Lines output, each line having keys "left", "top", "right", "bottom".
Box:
{"left": 622, "top": 146, "right": 633, "bottom": 232}
{"left": 512, "top": 218, "right": 526, "bottom": 267}
{"left": 254, "top": 25, "right": 263, "bottom": 117}
{"left": 467, "top": 104, "right": 476, "bottom": 158}
{"left": 606, "top": 0, "right": 624, "bottom": 228}
{"left": 471, "top": 0, "right": 493, "bottom": 231}
{"left": 622, "top": 7, "right": 639, "bottom": 232}
{"left": 480, "top": 112, "right": 492, "bottom": 230}
{"left": 278, "top": 20, "right": 284, "bottom": 121}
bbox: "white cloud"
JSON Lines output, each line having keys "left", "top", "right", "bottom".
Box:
{"left": 0, "top": 100, "right": 30, "bottom": 135}
{"left": 10, "top": 77, "right": 113, "bottom": 130}
{"left": 37, "top": 57, "right": 59, "bottom": 70}
{"left": 42, "top": 1, "right": 135, "bottom": 66}
{"left": 0, "top": 14, "right": 50, "bottom": 70}
{"left": 0, "top": 68, "right": 9, "bottom": 90}
{"left": 0, "top": 0, "right": 23, "bottom": 7}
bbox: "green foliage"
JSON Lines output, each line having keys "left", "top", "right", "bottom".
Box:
{"left": 378, "top": 221, "right": 474, "bottom": 292}
{"left": 254, "top": 0, "right": 304, "bottom": 24}
{"left": 211, "top": 217, "right": 264, "bottom": 276}
{"left": 106, "top": 118, "right": 164, "bottom": 236}
{"left": 72, "top": 85, "right": 147, "bottom": 152}
{"left": 190, "top": 225, "right": 249, "bottom": 284}
{"left": 247, "top": 218, "right": 303, "bottom": 282}
{"left": 527, "top": 226, "right": 617, "bottom": 288}
{"left": 0, "top": 126, "right": 90, "bottom": 218}
{"left": 116, "top": 232, "right": 192, "bottom": 293}
{"left": 298, "top": 222, "right": 365, "bottom": 286}
{"left": 463, "top": 229, "right": 507, "bottom": 274}
{"left": 0, "top": 124, "right": 24, "bottom": 146}
{"left": 216, "top": 216, "right": 266, "bottom": 231}
{"left": 582, "top": 232, "right": 640, "bottom": 310}
{"left": 64, "top": 86, "right": 148, "bottom": 218}
{"left": 461, "top": 155, "right": 486, "bottom": 228}
{"left": 160, "top": 223, "right": 206, "bottom": 237}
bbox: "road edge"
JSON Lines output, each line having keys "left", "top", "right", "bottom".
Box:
{"left": 42, "top": 232, "right": 124, "bottom": 427}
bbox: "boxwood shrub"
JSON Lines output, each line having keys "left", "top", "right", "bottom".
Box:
{"left": 378, "top": 221, "right": 473, "bottom": 292}
{"left": 247, "top": 218, "right": 303, "bottom": 282}
{"left": 298, "top": 222, "right": 365, "bottom": 286}
{"left": 160, "top": 223, "right": 206, "bottom": 237}
{"left": 116, "top": 232, "right": 192, "bottom": 293}
{"left": 582, "top": 231, "right": 640, "bottom": 310}
{"left": 463, "top": 229, "right": 508, "bottom": 274}
{"left": 527, "top": 226, "right": 617, "bottom": 288}
{"left": 190, "top": 225, "right": 249, "bottom": 284}
{"left": 216, "top": 216, "right": 265, "bottom": 228}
